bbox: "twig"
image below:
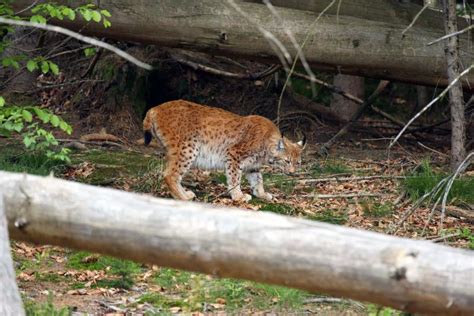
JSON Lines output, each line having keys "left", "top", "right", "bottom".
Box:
{"left": 416, "top": 142, "right": 449, "bottom": 158}
{"left": 81, "top": 46, "right": 103, "bottom": 78}
{"left": 439, "top": 151, "right": 474, "bottom": 229}
{"left": 309, "top": 192, "right": 389, "bottom": 199}
{"left": 262, "top": 0, "right": 317, "bottom": 97}
{"left": 14, "top": 0, "right": 40, "bottom": 15}
{"left": 389, "top": 64, "right": 474, "bottom": 148}
{"left": 298, "top": 175, "right": 405, "bottom": 184}
{"left": 428, "top": 24, "right": 474, "bottom": 46}
{"left": 0, "top": 16, "right": 152, "bottom": 70}
{"left": 24, "top": 79, "right": 104, "bottom": 94}
{"left": 427, "top": 232, "right": 461, "bottom": 243}
{"left": 292, "top": 71, "right": 364, "bottom": 104}
{"left": 225, "top": 0, "right": 292, "bottom": 72}
{"left": 319, "top": 80, "right": 390, "bottom": 156}
{"left": 172, "top": 54, "right": 280, "bottom": 80}
{"left": 401, "top": 3, "right": 430, "bottom": 38}
{"left": 276, "top": 0, "right": 338, "bottom": 126}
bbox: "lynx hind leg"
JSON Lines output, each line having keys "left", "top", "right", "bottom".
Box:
{"left": 246, "top": 171, "right": 273, "bottom": 201}
{"left": 225, "top": 155, "right": 251, "bottom": 202}
{"left": 164, "top": 144, "right": 198, "bottom": 200}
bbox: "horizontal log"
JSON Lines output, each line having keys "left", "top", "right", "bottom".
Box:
{"left": 1, "top": 171, "right": 473, "bottom": 314}
{"left": 12, "top": 0, "right": 474, "bottom": 88}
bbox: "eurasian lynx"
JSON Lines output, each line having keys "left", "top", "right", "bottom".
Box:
{"left": 143, "top": 100, "right": 305, "bottom": 202}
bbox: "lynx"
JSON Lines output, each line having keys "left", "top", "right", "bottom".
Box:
{"left": 143, "top": 100, "right": 306, "bottom": 202}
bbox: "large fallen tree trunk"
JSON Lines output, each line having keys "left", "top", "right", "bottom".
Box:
{"left": 1, "top": 171, "right": 473, "bottom": 314}
{"left": 12, "top": 0, "right": 473, "bottom": 88}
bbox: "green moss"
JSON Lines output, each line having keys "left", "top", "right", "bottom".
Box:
{"left": 310, "top": 161, "right": 351, "bottom": 176}
{"left": 362, "top": 200, "right": 394, "bottom": 218}
{"left": 307, "top": 209, "right": 348, "bottom": 225}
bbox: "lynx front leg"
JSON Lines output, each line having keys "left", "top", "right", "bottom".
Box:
{"left": 164, "top": 147, "right": 197, "bottom": 200}
{"left": 246, "top": 171, "right": 273, "bottom": 201}
{"left": 225, "top": 156, "right": 251, "bottom": 202}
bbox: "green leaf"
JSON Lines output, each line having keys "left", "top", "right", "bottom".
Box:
{"left": 103, "top": 19, "right": 111, "bottom": 28}
{"left": 41, "top": 61, "right": 49, "bottom": 74}
{"left": 100, "top": 9, "right": 111, "bottom": 18}
{"left": 84, "top": 47, "right": 96, "bottom": 57}
{"left": 30, "top": 15, "right": 47, "bottom": 24}
{"left": 82, "top": 10, "right": 92, "bottom": 21}
{"left": 49, "top": 62, "right": 59, "bottom": 75}
{"left": 27, "top": 59, "right": 38, "bottom": 72}
{"left": 91, "top": 10, "right": 101, "bottom": 22}
{"left": 50, "top": 115, "right": 60, "bottom": 127}
{"left": 34, "top": 108, "right": 50, "bottom": 123}
{"left": 0, "top": 96, "right": 4, "bottom": 108}
{"left": 64, "top": 8, "right": 76, "bottom": 20}
{"left": 22, "top": 110, "right": 33, "bottom": 122}
{"left": 23, "top": 135, "right": 34, "bottom": 148}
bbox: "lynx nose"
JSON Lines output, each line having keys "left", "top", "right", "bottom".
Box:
{"left": 286, "top": 165, "right": 296, "bottom": 175}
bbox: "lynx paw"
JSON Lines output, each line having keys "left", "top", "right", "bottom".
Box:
{"left": 257, "top": 192, "right": 273, "bottom": 201}
{"left": 231, "top": 192, "right": 252, "bottom": 202}
{"left": 183, "top": 190, "right": 196, "bottom": 201}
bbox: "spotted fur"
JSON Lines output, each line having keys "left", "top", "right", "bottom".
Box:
{"left": 143, "top": 100, "right": 305, "bottom": 202}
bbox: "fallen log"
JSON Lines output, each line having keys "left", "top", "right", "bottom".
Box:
{"left": 12, "top": 0, "right": 473, "bottom": 88}
{"left": 0, "top": 171, "right": 473, "bottom": 314}
{"left": 0, "top": 196, "right": 25, "bottom": 316}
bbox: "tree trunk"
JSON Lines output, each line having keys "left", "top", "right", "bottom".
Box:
{"left": 11, "top": 0, "right": 473, "bottom": 88}
{"left": 443, "top": 0, "right": 466, "bottom": 170}
{"left": 1, "top": 27, "right": 38, "bottom": 94}
{"left": 330, "top": 74, "right": 365, "bottom": 122}
{"left": 0, "top": 196, "right": 25, "bottom": 316}
{"left": 1, "top": 171, "right": 473, "bottom": 315}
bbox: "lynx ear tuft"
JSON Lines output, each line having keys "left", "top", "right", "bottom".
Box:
{"left": 277, "top": 138, "right": 285, "bottom": 151}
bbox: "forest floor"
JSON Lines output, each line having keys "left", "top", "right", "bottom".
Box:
{"left": 2, "top": 139, "right": 473, "bottom": 315}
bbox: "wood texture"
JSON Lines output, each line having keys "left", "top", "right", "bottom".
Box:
{"left": 0, "top": 171, "right": 473, "bottom": 314}
{"left": 0, "top": 196, "right": 26, "bottom": 316}
{"left": 12, "top": 0, "right": 474, "bottom": 88}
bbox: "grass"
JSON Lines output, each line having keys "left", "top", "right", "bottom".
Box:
{"left": 149, "top": 268, "right": 310, "bottom": 313}
{"left": 0, "top": 145, "right": 67, "bottom": 175}
{"left": 24, "top": 293, "right": 71, "bottom": 316}
{"left": 361, "top": 200, "right": 394, "bottom": 218}
{"left": 310, "top": 161, "right": 352, "bottom": 176}
{"left": 307, "top": 209, "right": 348, "bottom": 225}
{"left": 252, "top": 199, "right": 297, "bottom": 216}
{"left": 404, "top": 161, "right": 474, "bottom": 204}
{"left": 67, "top": 251, "right": 142, "bottom": 289}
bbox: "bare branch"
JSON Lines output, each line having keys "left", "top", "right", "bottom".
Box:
{"left": 0, "top": 16, "right": 152, "bottom": 70}
{"left": 401, "top": 3, "right": 430, "bottom": 38}
{"left": 389, "top": 64, "right": 473, "bottom": 148}
{"left": 428, "top": 24, "right": 474, "bottom": 46}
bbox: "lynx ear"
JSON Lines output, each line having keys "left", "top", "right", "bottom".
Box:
{"left": 277, "top": 138, "right": 285, "bottom": 151}
{"left": 297, "top": 135, "right": 307, "bottom": 149}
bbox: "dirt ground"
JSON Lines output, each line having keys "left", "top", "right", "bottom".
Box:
{"left": 3, "top": 47, "right": 473, "bottom": 315}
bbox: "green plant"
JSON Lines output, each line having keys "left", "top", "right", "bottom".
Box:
{"left": 24, "top": 292, "right": 71, "bottom": 316}
{"left": 307, "top": 209, "right": 348, "bottom": 225}
{"left": 362, "top": 200, "right": 393, "bottom": 218}
{"left": 67, "top": 251, "right": 142, "bottom": 289}
{"left": 0, "top": 1, "right": 111, "bottom": 162}
{"left": 404, "top": 161, "right": 474, "bottom": 204}
{"left": 458, "top": 228, "right": 474, "bottom": 250}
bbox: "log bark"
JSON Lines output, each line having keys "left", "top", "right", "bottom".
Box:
{"left": 0, "top": 171, "right": 473, "bottom": 315}
{"left": 0, "top": 196, "right": 26, "bottom": 316}
{"left": 11, "top": 0, "right": 474, "bottom": 88}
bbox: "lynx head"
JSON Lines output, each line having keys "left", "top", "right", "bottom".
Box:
{"left": 269, "top": 134, "right": 306, "bottom": 174}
